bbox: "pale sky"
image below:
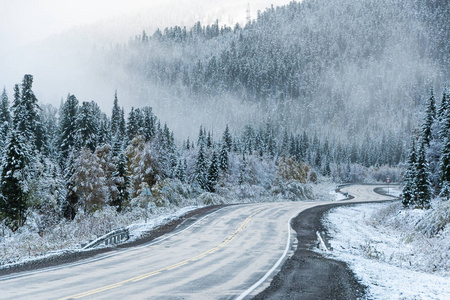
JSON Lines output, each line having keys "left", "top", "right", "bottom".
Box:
{"left": 1, "top": 0, "right": 153, "bottom": 50}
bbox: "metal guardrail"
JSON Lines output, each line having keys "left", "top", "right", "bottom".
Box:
{"left": 82, "top": 228, "right": 130, "bottom": 250}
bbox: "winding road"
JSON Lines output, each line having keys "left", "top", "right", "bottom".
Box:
{"left": 0, "top": 185, "right": 394, "bottom": 299}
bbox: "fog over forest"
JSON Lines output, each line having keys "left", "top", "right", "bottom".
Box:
{"left": 1, "top": 0, "right": 289, "bottom": 128}
{"left": 2, "top": 0, "right": 447, "bottom": 142}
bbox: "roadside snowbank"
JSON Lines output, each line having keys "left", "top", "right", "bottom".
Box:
{"left": 322, "top": 201, "right": 450, "bottom": 299}
{"left": 0, "top": 205, "right": 200, "bottom": 269}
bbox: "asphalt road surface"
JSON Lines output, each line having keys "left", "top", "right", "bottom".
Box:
{"left": 0, "top": 185, "right": 394, "bottom": 299}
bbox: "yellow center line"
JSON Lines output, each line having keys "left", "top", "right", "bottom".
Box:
{"left": 60, "top": 208, "right": 264, "bottom": 300}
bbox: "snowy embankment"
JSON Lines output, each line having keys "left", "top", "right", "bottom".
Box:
{"left": 0, "top": 205, "right": 200, "bottom": 269}
{"left": 321, "top": 193, "right": 450, "bottom": 299}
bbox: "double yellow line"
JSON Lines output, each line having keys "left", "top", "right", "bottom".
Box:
{"left": 60, "top": 208, "right": 264, "bottom": 299}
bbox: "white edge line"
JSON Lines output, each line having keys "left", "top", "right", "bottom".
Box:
{"left": 0, "top": 207, "right": 225, "bottom": 281}
{"left": 235, "top": 210, "right": 298, "bottom": 300}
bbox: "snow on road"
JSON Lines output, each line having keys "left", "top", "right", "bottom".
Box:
{"left": 322, "top": 201, "right": 450, "bottom": 299}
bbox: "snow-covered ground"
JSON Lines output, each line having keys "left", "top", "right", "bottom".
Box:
{"left": 329, "top": 189, "right": 348, "bottom": 201}
{"left": 0, "top": 205, "right": 201, "bottom": 269}
{"left": 322, "top": 199, "right": 450, "bottom": 299}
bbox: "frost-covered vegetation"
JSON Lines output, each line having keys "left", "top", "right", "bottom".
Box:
{"left": 323, "top": 200, "right": 450, "bottom": 298}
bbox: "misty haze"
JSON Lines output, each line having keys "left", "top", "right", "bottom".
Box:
{"left": 0, "top": 0, "right": 449, "bottom": 299}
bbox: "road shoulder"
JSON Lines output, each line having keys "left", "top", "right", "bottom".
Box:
{"left": 254, "top": 202, "right": 375, "bottom": 300}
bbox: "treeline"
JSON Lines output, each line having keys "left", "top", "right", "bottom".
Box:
{"left": 0, "top": 75, "right": 405, "bottom": 231}
{"left": 402, "top": 89, "right": 450, "bottom": 208}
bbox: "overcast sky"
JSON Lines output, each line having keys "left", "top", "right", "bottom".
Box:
{"left": 2, "top": 0, "right": 154, "bottom": 50}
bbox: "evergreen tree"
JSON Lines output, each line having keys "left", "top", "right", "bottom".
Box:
{"left": 126, "top": 107, "right": 140, "bottom": 141}
{"left": 141, "top": 107, "right": 156, "bottom": 142}
{"left": 219, "top": 143, "right": 229, "bottom": 172}
{"left": 62, "top": 150, "right": 79, "bottom": 220}
{"left": 402, "top": 140, "right": 417, "bottom": 207}
{"left": 197, "top": 125, "right": 205, "bottom": 147}
{"left": 440, "top": 101, "right": 450, "bottom": 199}
{"left": 0, "top": 130, "right": 32, "bottom": 230}
{"left": 58, "top": 94, "right": 79, "bottom": 165}
{"left": 222, "top": 124, "right": 232, "bottom": 151}
{"left": 0, "top": 88, "right": 11, "bottom": 147}
{"left": 421, "top": 89, "right": 436, "bottom": 147}
{"left": 12, "top": 75, "right": 45, "bottom": 151}
{"left": 75, "top": 101, "right": 99, "bottom": 152}
{"left": 413, "top": 142, "right": 432, "bottom": 208}
{"left": 174, "top": 159, "right": 186, "bottom": 182}
{"left": 206, "top": 131, "right": 212, "bottom": 148}
{"left": 195, "top": 143, "right": 208, "bottom": 190}
{"left": 207, "top": 151, "right": 219, "bottom": 192}
{"left": 111, "top": 91, "right": 121, "bottom": 135}
{"left": 112, "top": 152, "right": 130, "bottom": 212}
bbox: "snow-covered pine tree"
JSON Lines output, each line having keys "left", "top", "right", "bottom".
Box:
{"left": 75, "top": 101, "right": 99, "bottom": 152}
{"left": 197, "top": 125, "right": 205, "bottom": 147}
{"left": 440, "top": 96, "right": 450, "bottom": 200}
{"left": 111, "top": 91, "right": 121, "bottom": 136}
{"left": 194, "top": 143, "right": 208, "bottom": 190}
{"left": 402, "top": 140, "right": 417, "bottom": 207}
{"left": 112, "top": 151, "right": 130, "bottom": 212}
{"left": 0, "top": 88, "right": 11, "bottom": 148}
{"left": 413, "top": 141, "right": 432, "bottom": 209}
{"left": 141, "top": 106, "right": 156, "bottom": 142}
{"left": 0, "top": 130, "right": 32, "bottom": 230}
{"left": 421, "top": 89, "right": 437, "bottom": 147}
{"left": 126, "top": 107, "right": 140, "bottom": 142}
{"left": 173, "top": 159, "right": 186, "bottom": 182}
{"left": 40, "top": 104, "right": 59, "bottom": 159}
{"left": 12, "top": 75, "right": 45, "bottom": 152}
{"left": 58, "top": 94, "right": 79, "bottom": 166}
{"left": 207, "top": 151, "right": 219, "bottom": 192}
{"left": 222, "top": 124, "right": 232, "bottom": 151}
{"left": 219, "top": 143, "right": 229, "bottom": 172}
{"left": 62, "top": 150, "right": 78, "bottom": 220}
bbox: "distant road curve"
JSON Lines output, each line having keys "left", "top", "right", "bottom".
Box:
{"left": 254, "top": 184, "right": 399, "bottom": 299}
{"left": 0, "top": 185, "right": 395, "bottom": 299}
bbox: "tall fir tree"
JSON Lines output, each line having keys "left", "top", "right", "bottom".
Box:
{"left": 0, "top": 130, "right": 32, "bottom": 230}
{"left": 0, "top": 88, "right": 11, "bottom": 147}
{"left": 112, "top": 152, "right": 130, "bottom": 212}
{"left": 413, "top": 142, "right": 432, "bottom": 208}
{"left": 421, "top": 89, "right": 437, "bottom": 147}
{"left": 207, "top": 151, "right": 219, "bottom": 192}
{"left": 75, "top": 101, "right": 99, "bottom": 152}
{"left": 111, "top": 91, "right": 121, "bottom": 136}
{"left": 58, "top": 94, "right": 79, "bottom": 166}
{"left": 219, "top": 143, "right": 229, "bottom": 172}
{"left": 222, "top": 124, "right": 232, "bottom": 151}
{"left": 12, "top": 75, "right": 45, "bottom": 151}
{"left": 439, "top": 98, "right": 450, "bottom": 199}
{"left": 402, "top": 140, "right": 417, "bottom": 207}
{"left": 195, "top": 143, "right": 209, "bottom": 190}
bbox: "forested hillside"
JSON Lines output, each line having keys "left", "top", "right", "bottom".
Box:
{"left": 99, "top": 0, "right": 449, "bottom": 147}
